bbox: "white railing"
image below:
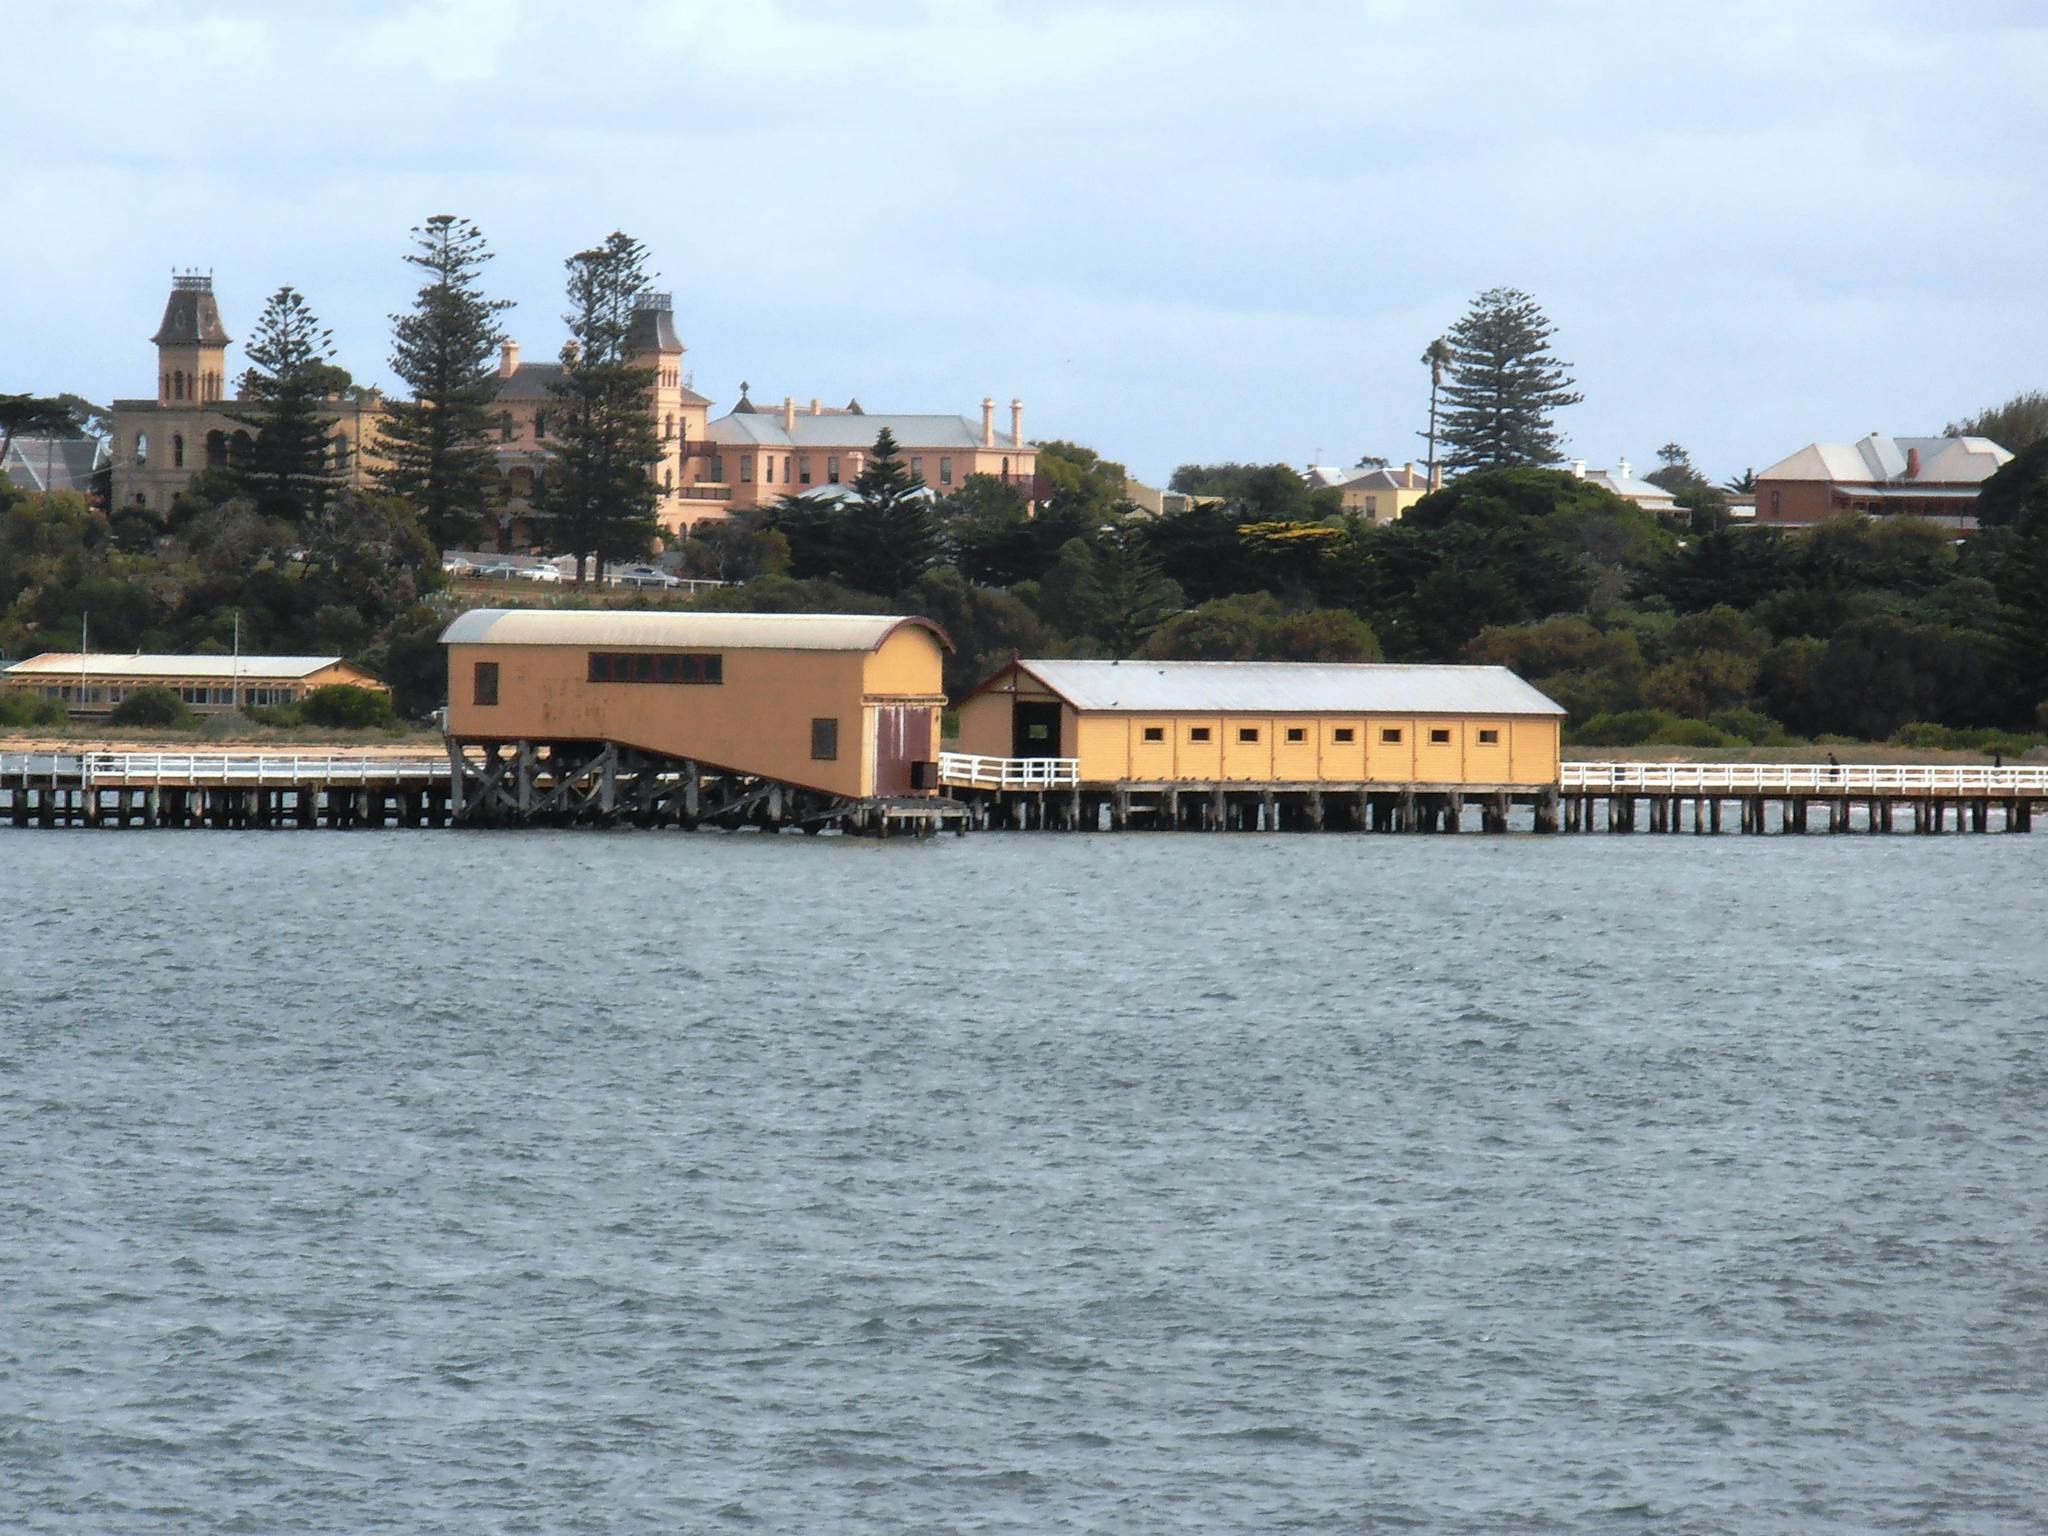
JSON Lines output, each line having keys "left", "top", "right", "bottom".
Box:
{"left": 80, "top": 753, "right": 452, "bottom": 786}
{"left": 937, "top": 751, "right": 1081, "bottom": 790}
{"left": 1563, "top": 761, "right": 2048, "bottom": 793}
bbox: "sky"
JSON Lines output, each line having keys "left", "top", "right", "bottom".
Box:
{"left": 7, "top": 0, "right": 2046, "bottom": 485}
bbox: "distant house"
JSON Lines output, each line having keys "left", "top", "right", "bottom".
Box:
{"left": 0, "top": 654, "right": 385, "bottom": 715}
{"left": 1562, "top": 458, "right": 1679, "bottom": 514}
{"left": 1754, "top": 432, "right": 2012, "bottom": 529}
{"left": 1333, "top": 462, "right": 1435, "bottom": 524}
{"left": 2, "top": 436, "right": 109, "bottom": 498}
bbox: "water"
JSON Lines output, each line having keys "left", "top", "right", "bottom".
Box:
{"left": 2, "top": 830, "right": 2044, "bottom": 1533}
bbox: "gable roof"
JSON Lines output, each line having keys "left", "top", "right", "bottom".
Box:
{"left": 2, "top": 436, "right": 109, "bottom": 494}
{"left": 985, "top": 659, "right": 1565, "bottom": 716}
{"left": 4, "top": 653, "right": 357, "bottom": 681}
{"left": 439, "top": 608, "right": 952, "bottom": 653}
{"left": 1759, "top": 432, "right": 2013, "bottom": 485}
{"left": 706, "top": 411, "right": 1027, "bottom": 452}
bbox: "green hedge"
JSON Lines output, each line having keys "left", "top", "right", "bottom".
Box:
{"left": 299, "top": 684, "right": 397, "bottom": 729}
{"left": 108, "top": 686, "right": 196, "bottom": 728}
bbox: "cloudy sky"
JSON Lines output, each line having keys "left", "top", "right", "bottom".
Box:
{"left": 8, "top": 0, "right": 2045, "bottom": 482}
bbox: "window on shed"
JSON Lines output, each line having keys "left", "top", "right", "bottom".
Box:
{"left": 811, "top": 717, "right": 839, "bottom": 761}
{"left": 1189, "top": 727, "right": 1212, "bottom": 743}
{"left": 1285, "top": 726, "right": 1306, "bottom": 744}
{"left": 1237, "top": 727, "right": 1260, "bottom": 743}
{"left": 1380, "top": 727, "right": 1402, "bottom": 744}
{"left": 1142, "top": 726, "right": 1165, "bottom": 743}
{"left": 473, "top": 662, "right": 499, "bottom": 706}
{"left": 1430, "top": 727, "right": 1451, "bottom": 744}
{"left": 1478, "top": 728, "right": 1500, "bottom": 745}
{"left": 1333, "top": 727, "right": 1356, "bottom": 743}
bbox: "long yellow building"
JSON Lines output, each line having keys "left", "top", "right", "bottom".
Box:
{"left": 954, "top": 658, "right": 1564, "bottom": 787}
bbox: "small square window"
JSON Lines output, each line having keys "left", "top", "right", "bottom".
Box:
{"left": 1237, "top": 727, "right": 1260, "bottom": 743}
{"left": 1478, "top": 728, "right": 1500, "bottom": 745}
{"left": 811, "top": 717, "right": 838, "bottom": 761}
{"left": 473, "top": 661, "right": 499, "bottom": 706}
{"left": 1285, "top": 726, "right": 1306, "bottom": 744}
{"left": 1380, "top": 728, "right": 1402, "bottom": 744}
{"left": 1333, "top": 728, "right": 1356, "bottom": 744}
{"left": 1430, "top": 727, "right": 1451, "bottom": 744}
{"left": 1189, "top": 727, "right": 1212, "bottom": 743}
{"left": 1142, "top": 726, "right": 1165, "bottom": 743}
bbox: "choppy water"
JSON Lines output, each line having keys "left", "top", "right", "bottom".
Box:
{"left": 2, "top": 830, "right": 2045, "bottom": 1533}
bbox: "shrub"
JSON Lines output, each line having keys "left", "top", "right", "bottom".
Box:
{"left": 1571, "top": 708, "right": 1683, "bottom": 746}
{"left": 299, "top": 684, "right": 397, "bottom": 729}
{"left": 1660, "top": 719, "right": 1739, "bottom": 748}
{"left": 1708, "top": 708, "right": 1796, "bottom": 747}
{"left": 0, "top": 692, "right": 70, "bottom": 729}
{"left": 108, "top": 686, "right": 196, "bottom": 728}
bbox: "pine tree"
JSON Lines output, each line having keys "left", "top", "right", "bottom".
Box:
{"left": 374, "top": 215, "right": 512, "bottom": 551}
{"left": 229, "top": 286, "right": 341, "bottom": 521}
{"left": 1090, "top": 520, "right": 1184, "bottom": 654}
{"left": 535, "top": 232, "right": 662, "bottom": 581}
{"left": 1437, "top": 287, "right": 1582, "bottom": 472}
{"left": 841, "top": 427, "right": 941, "bottom": 597}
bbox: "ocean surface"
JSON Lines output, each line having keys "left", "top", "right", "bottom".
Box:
{"left": 2, "top": 829, "right": 2045, "bottom": 1533}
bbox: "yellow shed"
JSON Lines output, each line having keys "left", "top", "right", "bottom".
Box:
{"left": 442, "top": 609, "right": 951, "bottom": 800}
{"left": 954, "top": 658, "right": 1564, "bottom": 789}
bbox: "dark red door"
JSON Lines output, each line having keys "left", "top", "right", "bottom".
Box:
{"left": 874, "top": 705, "right": 933, "bottom": 796}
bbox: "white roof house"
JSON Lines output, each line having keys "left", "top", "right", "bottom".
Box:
{"left": 2, "top": 436, "right": 109, "bottom": 496}
{"left": 3, "top": 653, "right": 360, "bottom": 681}
{"left": 1758, "top": 433, "right": 2011, "bottom": 487}
{"left": 1563, "top": 458, "right": 1679, "bottom": 513}
{"left": 989, "top": 659, "right": 1566, "bottom": 717}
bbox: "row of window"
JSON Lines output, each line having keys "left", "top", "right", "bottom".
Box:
{"left": 1141, "top": 724, "right": 1502, "bottom": 746}
{"left": 31, "top": 683, "right": 297, "bottom": 707}
{"left": 136, "top": 430, "right": 350, "bottom": 471}
{"left": 161, "top": 369, "right": 223, "bottom": 403}
{"left": 587, "top": 652, "right": 723, "bottom": 685}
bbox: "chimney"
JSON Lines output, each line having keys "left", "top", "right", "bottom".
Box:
{"left": 1570, "top": 459, "right": 1587, "bottom": 478}
{"left": 1430, "top": 463, "right": 1443, "bottom": 490}
{"left": 1010, "top": 398, "right": 1023, "bottom": 448}
{"left": 500, "top": 340, "right": 520, "bottom": 378}
{"left": 1403, "top": 460, "right": 1414, "bottom": 481}
{"left": 981, "top": 397, "right": 995, "bottom": 447}
{"left": 782, "top": 395, "right": 796, "bottom": 431}
{"left": 810, "top": 397, "right": 821, "bottom": 416}
{"left": 1906, "top": 446, "right": 1922, "bottom": 479}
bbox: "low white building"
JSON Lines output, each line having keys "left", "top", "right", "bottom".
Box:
{"left": 1563, "top": 457, "right": 1680, "bottom": 514}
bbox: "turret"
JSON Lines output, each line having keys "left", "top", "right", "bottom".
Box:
{"left": 153, "top": 271, "right": 230, "bottom": 405}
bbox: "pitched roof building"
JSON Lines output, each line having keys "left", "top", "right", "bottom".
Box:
{"left": 1754, "top": 432, "right": 2012, "bottom": 529}
{"left": 1563, "top": 458, "right": 1679, "bottom": 514}
{"left": 2, "top": 436, "right": 109, "bottom": 498}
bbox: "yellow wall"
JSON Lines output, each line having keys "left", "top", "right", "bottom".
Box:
{"left": 952, "top": 684, "right": 1561, "bottom": 786}
{"left": 448, "top": 633, "right": 947, "bottom": 798}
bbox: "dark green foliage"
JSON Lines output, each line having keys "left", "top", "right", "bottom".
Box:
{"left": 839, "top": 429, "right": 943, "bottom": 597}
{"left": 0, "top": 691, "right": 69, "bottom": 728}
{"left": 228, "top": 287, "right": 342, "bottom": 521}
{"left": 536, "top": 232, "right": 663, "bottom": 581}
{"left": 1436, "top": 287, "right": 1582, "bottom": 470}
{"left": 1167, "top": 462, "right": 1337, "bottom": 521}
{"left": 108, "top": 686, "right": 195, "bottom": 728}
{"left": 0, "top": 393, "right": 78, "bottom": 466}
{"left": 300, "top": 684, "right": 397, "bottom": 729}
{"left": 1947, "top": 390, "right": 2048, "bottom": 453}
{"left": 374, "top": 215, "right": 513, "bottom": 550}
{"left": 1974, "top": 438, "right": 2048, "bottom": 529}
{"left": 1139, "top": 592, "right": 1380, "bottom": 662}
{"left": 1034, "top": 440, "right": 1128, "bottom": 524}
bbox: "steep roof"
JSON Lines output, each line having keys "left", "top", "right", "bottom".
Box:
{"left": 4, "top": 653, "right": 355, "bottom": 681}
{"left": 151, "top": 275, "right": 231, "bottom": 347}
{"left": 1759, "top": 432, "right": 2013, "bottom": 486}
{"left": 1339, "top": 465, "right": 1430, "bottom": 492}
{"left": 1, "top": 436, "right": 108, "bottom": 494}
{"left": 439, "top": 608, "right": 953, "bottom": 653}
{"left": 992, "top": 659, "right": 1565, "bottom": 716}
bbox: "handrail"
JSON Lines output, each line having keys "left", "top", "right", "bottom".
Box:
{"left": 937, "top": 751, "right": 1080, "bottom": 789}
{"left": 1563, "top": 761, "right": 2048, "bottom": 792}
{"left": 76, "top": 752, "right": 453, "bottom": 786}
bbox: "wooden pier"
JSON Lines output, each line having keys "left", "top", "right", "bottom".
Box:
{"left": 1557, "top": 762, "right": 2045, "bottom": 835}
{"left": 1, "top": 752, "right": 456, "bottom": 829}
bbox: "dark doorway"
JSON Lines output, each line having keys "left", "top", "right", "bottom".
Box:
{"left": 1013, "top": 700, "right": 1062, "bottom": 757}
{"left": 874, "top": 705, "right": 933, "bottom": 796}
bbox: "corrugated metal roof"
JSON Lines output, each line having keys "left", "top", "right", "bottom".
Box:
{"left": 4, "top": 653, "right": 351, "bottom": 680}
{"left": 1011, "top": 659, "right": 1565, "bottom": 716}
{"left": 439, "top": 608, "right": 950, "bottom": 653}
{"left": 707, "top": 411, "right": 1024, "bottom": 452}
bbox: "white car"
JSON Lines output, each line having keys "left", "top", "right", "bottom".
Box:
{"left": 515, "top": 564, "right": 566, "bottom": 583}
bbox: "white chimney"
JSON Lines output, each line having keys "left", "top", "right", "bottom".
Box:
{"left": 1010, "top": 397, "right": 1023, "bottom": 448}
{"left": 1570, "top": 459, "right": 1587, "bottom": 478}
{"left": 1616, "top": 456, "right": 1632, "bottom": 480}
{"left": 981, "top": 397, "right": 995, "bottom": 447}
{"left": 810, "top": 397, "right": 821, "bottom": 415}
{"left": 500, "top": 340, "right": 520, "bottom": 378}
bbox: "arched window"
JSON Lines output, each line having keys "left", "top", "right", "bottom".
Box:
{"left": 664, "top": 465, "right": 673, "bottom": 490}
{"left": 172, "top": 433, "right": 185, "bottom": 468}
{"left": 174, "top": 370, "right": 186, "bottom": 400}
{"left": 332, "top": 434, "right": 351, "bottom": 472}
{"left": 533, "top": 410, "right": 547, "bottom": 440}
{"left": 206, "top": 430, "right": 227, "bottom": 468}
{"left": 1002, "top": 456, "right": 1010, "bottom": 478}
{"left": 230, "top": 429, "right": 253, "bottom": 466}
{"left": 134, "top": 432, "right": 149, "bottom": 466}
{"left": 161, "top": 373, "right": 170, "bottom": 401}
{"left": 664, "top": 413, "right": 674, "bottom": 441}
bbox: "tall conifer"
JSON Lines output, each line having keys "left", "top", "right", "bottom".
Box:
{"left": 535, "top": 232, "right": 662, "bottom": 581}
{"left": 841, "top": 427, "right": 941, "bottom": 597}
{"left": 1437, "top": 287, "right": 1582, "bottom": 472}
{"left": 229, "top": 286, "right": 341, "bottom": 521}
{"left": 375, "top": 215, "right": 512, "bottom": 550}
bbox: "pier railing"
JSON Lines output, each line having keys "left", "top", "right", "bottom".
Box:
{"left": 1563, "top": 762, "right": 2048, "bottom": 793}
{"left": 80, "top": 752, "right": 453, "bottom": 786}
{"left": 937, "top": 752, "right": 1081, "bottom": 790}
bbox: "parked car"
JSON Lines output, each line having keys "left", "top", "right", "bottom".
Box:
{"left": 514, "top": 564, "right": 565, "bottom": 584}
{"left": 614, "top": 570, "right": 683, "bottom": 590}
